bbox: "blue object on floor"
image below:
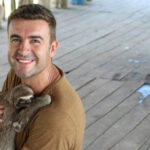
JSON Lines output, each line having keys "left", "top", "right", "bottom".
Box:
{"left": 136, "top": 84, "right": 150, "bottom": 103}
{"left": 70, "top": 0, "right": 84, "bottom": 5}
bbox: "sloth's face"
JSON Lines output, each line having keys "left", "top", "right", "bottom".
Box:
{"left": 11, "top": 85, "right": 34, "bottom": 109}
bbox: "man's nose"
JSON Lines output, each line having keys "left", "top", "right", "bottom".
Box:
{"left": 18, "top": 40, "right": 31, "bottom": 55}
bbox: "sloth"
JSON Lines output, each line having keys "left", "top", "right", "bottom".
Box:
{"left": 0, "top": 84, "right": 51, "bottom": 150}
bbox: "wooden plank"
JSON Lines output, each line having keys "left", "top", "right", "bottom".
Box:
{"left": 83, "top": 81, "right": 143, "bottom": 149}
{"left": 95, "top": 38, "right": 150, "bottom": 80}
{"left": 85, "top": 87, "right": 150, "bottom": 150}
{"left": 56, "top": 9, "right": 137, "bottom": 42}
{"left": 54, "top": 33, "right": 121, "bottom": 73}
{"left": 85, "top": 81, "right": 143, "bottom": 127}
{"left": 55, "top": 22, "right": 150, "bottom": 80}
{"left": 54, "top": 13, "right": 149, "bottom": 74}
{"left": 54, "top": 7, "right": 142, "bottom": 60}
{"left": 53, "top": 6, "right": 88, "bottom": 24}
{"left": 138, "top": 135, "right": 150, "bottom": 150}
{"left": 82, "top": 80, "right": 123, "bottom": 112}
{"left": 55, "top": 28, "right": 125, "bottom": 67}
{"left": 66, "top": 73, "right": 96, "bottom": 91}
{"left": 110, "top": 113, "right": 150, "bottom": 150}
{"left": 77, "top": 78, "right": 109, "bottom": 99}
{"left": 55, "top": 26, "right": 117, "bottom": 59}
{"left": 62, "top": 45, "right": 128, "bottom": 80}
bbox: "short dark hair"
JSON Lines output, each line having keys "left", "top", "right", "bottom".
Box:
{"left": 7, "top": 4, "right": 56, "bottom": 43}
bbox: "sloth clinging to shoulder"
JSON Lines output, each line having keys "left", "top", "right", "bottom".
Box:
{"left": 0, "top": 84, "right": 51, "bottom": 150}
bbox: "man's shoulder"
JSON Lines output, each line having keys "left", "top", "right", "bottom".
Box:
{"left": 40, "top": 66, "right": 85, "bottom": 127}
{"left": 35, "top": 107, "right": 76, "bottom": 125}
{"left": 43, "top": 66, "right": 80, "bottom": 101}
{"left": 21, "top": 108, "right": 77, "bottom": 150}
{"left": 29, "top": 106, "right": 77, "bottom": 137}
{"left": 2, "top": 68, "right": 21, "bottom": 92}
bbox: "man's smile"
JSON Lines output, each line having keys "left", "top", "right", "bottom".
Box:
{"left": 16, "top": 58, "right": 34, "bottom": 65}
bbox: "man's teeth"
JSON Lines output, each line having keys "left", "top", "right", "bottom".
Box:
{"left": 18, "top": 59, "right": 32, "bottom": 63}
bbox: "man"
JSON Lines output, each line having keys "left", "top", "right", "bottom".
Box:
{"left": 0, "top": 4, "right": 85, "bottom": 150}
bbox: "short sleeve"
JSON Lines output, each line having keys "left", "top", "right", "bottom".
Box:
{"left": 24, "top": 109, "right": 76, "bottom": 150}
{"left": 2, "top": 70, "right": 11, "bottom": 92}
{"left": 2, "top": 68, "right": 21, "bottom": 92}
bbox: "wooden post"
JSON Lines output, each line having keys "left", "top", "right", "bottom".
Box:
{"left": 11, "top": 0, "right": 16, "bottom": 12}
{"left": 55, "top": 0, "right": 59, "bottom": 8}
{"left": 0, "top": 4, "right": 3, "bottom": 29}
{"left": 19, "top": 0, "right": 33, "bottom": 6}
{"left": 61, "top": 0, "right": 68, "bottom": 8}
{"left": 2, "top": 0, "right": 5, "bottom": 20}
{"left": 38, "top": 0, "right": 50, "bottom": 10}
{"left": 55, "top": 0, "right": 68, "bottom": 8}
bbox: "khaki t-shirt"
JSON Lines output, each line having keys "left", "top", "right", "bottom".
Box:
{"left": 2, "top": 67, "right": 85, "bottom": 150}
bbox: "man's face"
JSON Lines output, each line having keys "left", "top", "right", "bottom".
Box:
{"left": 8, "top": 19, "right": 54, "bottom": 79}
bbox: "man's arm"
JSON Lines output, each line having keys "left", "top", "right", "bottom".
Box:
{"left": 17, "top": 110, "right": 76, "bottom": 150}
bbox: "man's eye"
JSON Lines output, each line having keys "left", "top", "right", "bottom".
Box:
{"left": 32, "top": 39, "right": 40, "bottom": 43}
{"left": 11, "top": 38, "right": 21, "bottom": 43}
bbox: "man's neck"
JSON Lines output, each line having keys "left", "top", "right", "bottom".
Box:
{"left": 21, "top": 64, "right": 60, "bottom": 95}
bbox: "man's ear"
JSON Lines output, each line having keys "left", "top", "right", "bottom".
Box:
{"left": 49, "top": 40, "right": 58, "bottom": 58}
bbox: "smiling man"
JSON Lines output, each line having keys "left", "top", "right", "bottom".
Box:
{"left": 0, "top": 4, "right": 85, "bottom": 150}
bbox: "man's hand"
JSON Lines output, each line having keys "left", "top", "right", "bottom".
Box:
{"left": 0, "top": 105, "right": 4, "bottom": 123}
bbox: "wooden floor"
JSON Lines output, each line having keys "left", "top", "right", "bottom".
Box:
{"left": 1, "top": 0, "right": 150, "bottom": 149}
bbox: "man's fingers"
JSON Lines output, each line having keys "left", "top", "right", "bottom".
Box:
{"left": 0, "top": 105, "right": 4, "bottom": 123}
{"left": 0, "top": 109, "right": 4, "bottom": 115}
{"left": 0, "top": 105, "right": 4, "bottom": 115}
{"left": 0, "top": 105, "right": 4, "bottom": 109}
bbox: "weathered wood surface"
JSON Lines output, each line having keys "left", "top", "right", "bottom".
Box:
{"left": 1, "top": 0, "right": 150, "bottom": 149}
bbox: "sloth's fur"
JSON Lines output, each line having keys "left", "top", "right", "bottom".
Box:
{"left": 0, "top": 85, "right": 51, "bottom": 150}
